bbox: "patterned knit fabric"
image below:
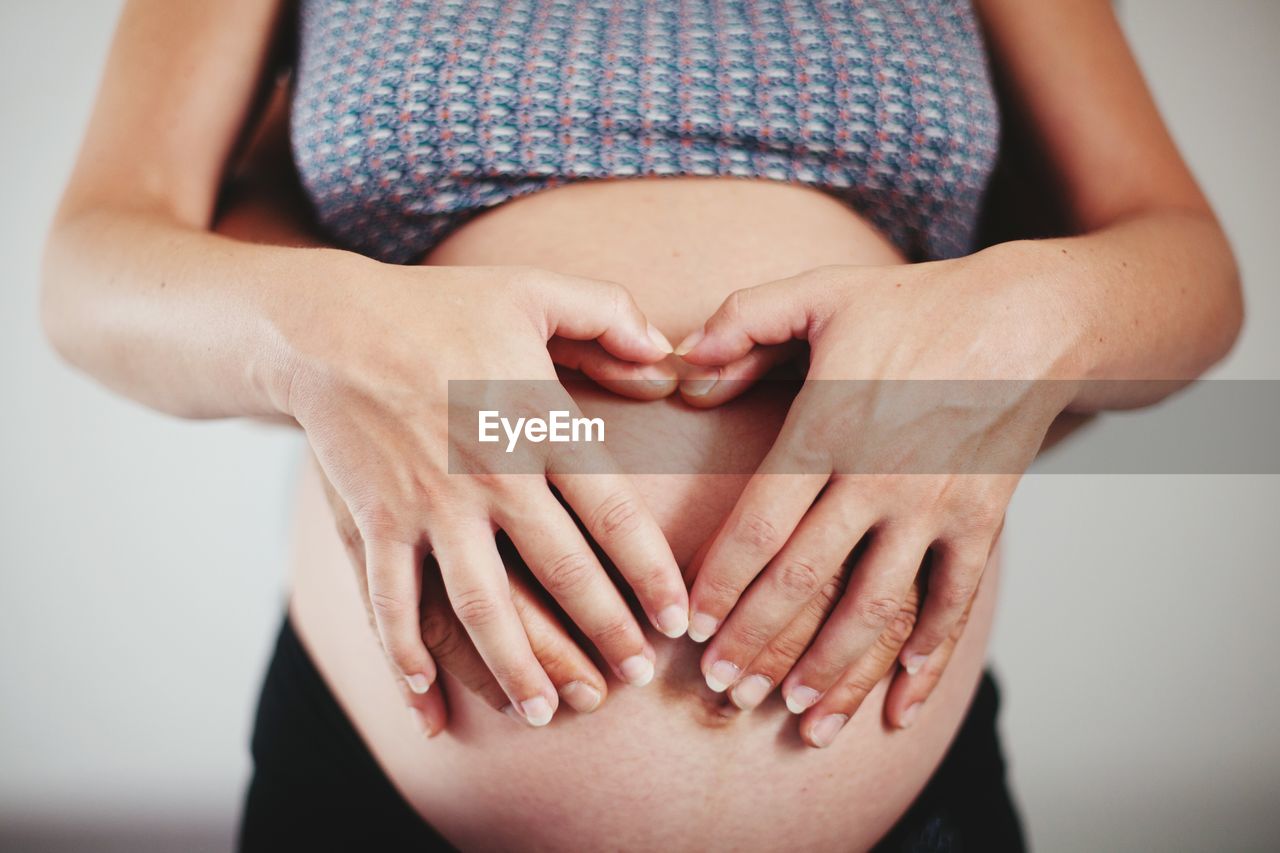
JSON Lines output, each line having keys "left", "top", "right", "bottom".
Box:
{"left": 292, "top": 0, "right": 1001, "bottom": 264}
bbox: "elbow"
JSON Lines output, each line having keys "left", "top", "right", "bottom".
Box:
{"left": 39, "top": 206, "right": 114, "bottom": 373}
{"left": 1205, "top": 225, "right": 1245, "bottom": 371}
{"left": 39, "top": 217, "right": 83, "bottom": 369}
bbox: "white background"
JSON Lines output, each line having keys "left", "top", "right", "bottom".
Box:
{"left": 2, "top": 1, "right": 1277, "bottom": 850}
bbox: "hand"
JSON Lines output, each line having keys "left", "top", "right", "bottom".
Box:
{"left": 677, "top": 254, "right": 1080, "bottom": 745}
{"left": 319, "top": 465, "right": 611, "bottom": 734}
{"left": 694, "top": 519, "right": 930, "bottom": 746}
{"left": 278, "top": 261, "right": 689, "bottom": 727}
{"left": 676, "top": 341, "right": 807, "bottom": 408}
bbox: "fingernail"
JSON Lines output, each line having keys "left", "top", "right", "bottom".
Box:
{"left": 730, "top": 674, "right": 773, "bottom": 710}
{"left": 640, "top": 366, "right": 675, "bottom": 389}
{"left": 682, "top": 370, "right": 719, "bottom": 397}
{"left": 687, "top": 611, "right": 718, "bottom": 643}
{"left": 785, "top": 685, "right": 820, "bottom": 715}
{"left": 409, "top": 706, "right": 431, "bottom": 736}
{"left": 560, "top": 681, "right": 603, "bottom": 713}
{"left": 647, "top": 323, "right": 674, "bottom": 354}
{"left": 705, "top": 659, "right": 741, "bottom": 693}
{"left": 902, "top": 652, "right": 929, "bottom": 676}
{"left": 656, "top": 604, "right": 689, "bottom": 638}
{"left": 810, "top": 714, "right": 849, "bottom": 748}
{"left": 675, "top": 327, "right": 705, "bottom": 356}
{"left": 405, "top": 673, "right": 431, "bottom": 695}
{"left": 520, "top": 696, "right": 554, "bottom": 727}
{"left": 900, "top": 702, "right": 922, "bottom": 729}
{"left": 620, "top": 654, "right": 655, "bottom": 687}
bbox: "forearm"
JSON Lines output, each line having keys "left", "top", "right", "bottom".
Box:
{"left": 41, "top": 207, "right": 369, "bottom": 420}
{"left": 977, "top": 208, "right": 1242, "bottom": 410}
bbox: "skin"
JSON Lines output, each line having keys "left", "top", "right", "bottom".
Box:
{"left": 41, "top": 0, "right": 698, "bottom": 728}
{"left": 42, "top": 0, "right": 1240, "bottom": 757}
{"left": 676, "top": 0, "right": 1243, "bottom": 745}
{"left": 214, "top": 82, "right": 960, "bottom": 738}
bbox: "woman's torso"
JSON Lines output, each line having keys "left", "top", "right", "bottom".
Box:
{"left": 288, "top": 178, "right": 1003, "bottom": 852}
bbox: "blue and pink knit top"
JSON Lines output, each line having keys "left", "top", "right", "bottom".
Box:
{"left": 291, "top": 0, "right": 1001, "bottom": 264}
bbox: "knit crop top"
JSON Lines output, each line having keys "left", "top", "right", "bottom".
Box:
{"left": 291, "top": 0, "right": 1001, "bottom": 264}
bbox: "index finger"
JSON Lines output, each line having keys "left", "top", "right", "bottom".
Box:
{"left": 548, "top": 445, "right": 689, "bottom": 640}
{"left": 686, "top": 429, "right": 829, "bottom": 642}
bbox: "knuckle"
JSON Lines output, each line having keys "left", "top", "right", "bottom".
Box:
{"left": 811, "top": 577, "right": 847, "bottom": 613}
{"left": 964, "top": 497, "right": 1006, "bottom": 534}
{"left": 353, "top": 503, "right": 405, "bottom": 541}
{"left": 833, "top": 672, "right": 876, "bottom": 705}
{"left": 522, "top": 623, "right": 561, "bottom": 662}
{"left": 477, "top": 471, "right": 525, "bottom": 500}
{"left": 938, "top": 579, "right": 977, "bottom": 611}
{"left": 335, "top": 516, "right": 364, "bottom": 555}
{"left": 884, "top": 604, "right": 919, "bottom": 646}
{"left": 451, "top": 588, "right": 502, "bottom": 629}
{"left": 727, "top": 617, "right": 775, "bottom": 651}
{"left": 589, "top": 492, "right": 642, "bottom": 539}
{"left": 540, "top": 550, "right": 598, "bottom": 597}
{"left": 734, "top": 511, "right": 783, "bottom": 554}
{"left": 699, "top": 571, "right": 746, "bottom": 607}
{"left": 604, "top": 280, "right": 629, "bottom": 319}
{"left": 720, "top": 289, "right": 746, "bottom": 322}
{"left": 627, "top": 563, "right": 672, "bottom": 598}
{"left": 775, "top": 555, "right": 824, "bottom": 599}
{"left": 853, "top": 595, "right": 901, "bottom": 630}
{"left": 420, "top": 611, "right": 465, "bottom": 660}
{"left": 369, "top": 590, "right": 411, "bottom": 619}
{"left": 765, "top": 632, "right": 810, "bottom": 665}
{"left": 483, "top": 658, "right": 528, "bottom": 689}
{"left": 590, "top": 616, "right": 637, "bottom": 649}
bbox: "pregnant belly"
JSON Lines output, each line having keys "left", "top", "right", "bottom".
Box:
{"left": 287, "top": 178, "right": 1002, "bottom": 852}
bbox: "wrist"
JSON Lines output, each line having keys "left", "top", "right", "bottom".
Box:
{"left": 970, "top": 239, "right": 1099, "bottom": 383}
{"left": 255, "top": 247, "right": 388, "bottom": 418}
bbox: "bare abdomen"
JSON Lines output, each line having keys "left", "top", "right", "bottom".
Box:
{"left": 288, "top": 178, "right": 1002, "bottom": 852}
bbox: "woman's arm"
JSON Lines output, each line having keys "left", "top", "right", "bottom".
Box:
{"left": 41, "top": 0, "right": 314, "bottom": 419}
{"left": 43, "top": 0, "right": 691, "bottom": 729}
{"left": 673, "top": 0, "right": 1242, "bottom": 746}
{"left": 969, "top": 0, "right": 1242, "bottom": 403}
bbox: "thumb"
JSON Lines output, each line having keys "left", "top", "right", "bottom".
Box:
{"left": 676, "top": 278, "right": 823, "bottom": 366}
{"left": 536, "top": 273, "right": 673, "bottom": 364}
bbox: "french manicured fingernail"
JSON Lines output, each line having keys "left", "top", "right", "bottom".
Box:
{"left": 560, "top": 681, "right": 603, "bottom": 713}
{"left": 620, "top": 654, "right": 655, "bottom": 687}
{"left": 705, "top": 659, "right": 741, "bottom": 693}
{"left": 900, "top": 702, "right": 922, "bottom": 729}
{"left": 682, "top": 370, "right": 719, "bottom": 397}
{"left": 902, "top": 652, "right": 929, "bottom": 676}
{"left": 785, "top": 685, "right": 821, "bottom": 715}
{"left": 409, "top": 706, "right": 431, "bottom": 736}
{"left": 810, "top": 714, "right": 849, "bottom": 749}
{"left": 520, "top": 696, "right": 554, "bottom": 727}
{"left": 675, "top": 327, "right": 705, "bottom": 356}
{"left": 730, "top": 674, "right": 773, "bottom": 710}
{"left": 688, "top": 611, "right": 718, "bottom": 643}
{"left": 405, "top": 673, "right": 431, "bottom": 695}
{"left": 656, "top": 604, "right": 689, "bottom": 638}
{"left": 648, "top": 323, "right": 674, "bottom": 354}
